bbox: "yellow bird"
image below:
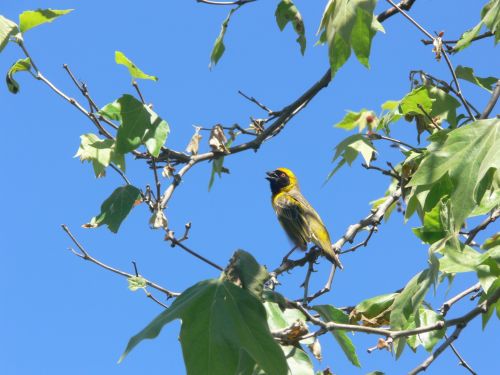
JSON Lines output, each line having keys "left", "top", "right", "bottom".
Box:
{"left": 266, "top": 167, "right": 343, "bottom": 269}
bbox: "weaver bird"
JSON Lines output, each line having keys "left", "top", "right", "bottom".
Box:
{"left": 266, "top": 168, "right": 343, "bottom": 269}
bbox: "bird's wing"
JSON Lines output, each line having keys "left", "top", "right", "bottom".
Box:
{"left": 287, "top": 190, "right": 343, "bottom": 269}
{"left": 273, "top": 192, "right": 310, "bottom": 249}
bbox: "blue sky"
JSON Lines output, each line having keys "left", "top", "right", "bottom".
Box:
{"left": 1, "top": 1, "right": 499, "bottom": 374}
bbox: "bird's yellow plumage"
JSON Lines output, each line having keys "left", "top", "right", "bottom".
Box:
{"left": 266, "top": 168, "right": 343, "bottom": 269}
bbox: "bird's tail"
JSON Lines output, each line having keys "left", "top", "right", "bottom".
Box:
{"left": 323, "top": 247, "right": 343, "bottom": 270}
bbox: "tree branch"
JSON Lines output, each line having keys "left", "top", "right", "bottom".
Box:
{"left": 464, "top": 208, "right": 500, "bottom": 245}
{"left": 61, "top": 225, "right": 179, "bottom": 298}
{"left": 480, "top": 79, "right": 500, "bottom": 119}
{"left": 440, "top": 283, "right": 481, "bottom": 317}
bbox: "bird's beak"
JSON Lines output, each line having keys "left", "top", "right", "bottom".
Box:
{"left": 265, "top": 171, "right": 275, "bottom": 181}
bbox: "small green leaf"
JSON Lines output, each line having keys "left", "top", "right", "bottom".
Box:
{"left": 86, "top": 185, "right": 142, "bottom": 233}
{"left": 334, "top": 110, "right": 377, "bottom": 132}
{"left": 318, "top": 0, "right": 379, "bottom": 78}
{"left": 115, "top": 51, "right": 158, "bottom": 82}
{"left": 328, "top": 134, "right": 376, "bottom": 179}
{"left": 6, "top": 57, "right": 31, "bottom": 94}
{"left": 275, "top": 0, "right": 306, "bottom": 55}
{"left": 210, "top": 7, "right": 238, "bottom": 69}
{"left": 120, "top": 279, "right": 288, "bottom": 375}
{"left": 312, "top": 305, "right": 361, "bottom": 367}
{"left": 410, "top": 308, "right": 445, "bottom": 351}
{"left": 454, "top": 23, "right": 483, "bottom": 52}
{"left": 0, "top": 15, "right": 19, "bottom": 53}
{"left": 100, "top": 94, "right": 169, "bottom": 157}
{"left": 455, "top": 65, "right": 498, "bottom": 93}
{"left": 75, "top": 133, "right": 125, "bottom": 178}
{"left": 19, "top": 9, "right": 73, "bottom": 33}
{"left": 399, "top": 86, "right": 434, "bottom": 116}
{"left": 128, "top": 276, "right": 147, "bottom": 291}
{"left": 349, "top": 293, "right": 398, "bottom": 326}
{"left": 483, "top": 233, "right": 500, "bottom": 250}
{"left": 390, "top": 261, "right": 438, "bottom": 358}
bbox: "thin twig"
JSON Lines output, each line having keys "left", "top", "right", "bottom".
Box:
{"left": 464, "top": 208, "right": 500, "bottom": 245}
{"left": 421, "top": 31, "right": 494, "bottom": 46}
{"left": 110, "top": 163, "right": 132, "bottom": 185}
{"left": 417, "top": 104, "right": 442, "bottom": 130}
{"left": 167, "top": 233, "right": 224, "bottom": 271}
{"left": 368, "top": 133, "right": 422, "bottom": 153}
{"left": 439, "top": 283, "right": 481, "bottom": 317}
{"left": 302, "top": 264, "right": 336, "bottom": 303}
{"left": 447, "top": 337, "right": 477, "bottom": 375}
{"left": 133, "top": 80, "right": 146, "bottom": 104}
{"left": 385, "top": 0, "right": 476, "bottom": 120}
{"left": 480, "top": 79, "right": 500, "bottom": 119}
{"left": 61, "top": 225, "right": 179, "bottom": 298}
{"left": 196, "top": 0, "right": 256, "bottom": 5}
{"left": 301, "top": 260, "right": 315, "bottom": 305}
{"left": 238, "top": 90, "right": 275, "bottom": 115}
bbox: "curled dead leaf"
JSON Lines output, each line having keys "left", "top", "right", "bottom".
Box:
{"left": 377, "top": 337, "right": 391, "bottom": 351}
{"left": 149, "top": 209, "right": 168, "bottom": 230}
{"left": 308, "top": 338, "right": 322, "bottom": 361}
{"left": 432, "top": 37, "right": 443, "bottom": 61}
{"left": 162, "top": 164, "right": 175, "bottom": 179}
{"left": 186, "top": 126, "right": 202, "bottom": 155}
{"left": 209, "top": 124, "right": 229, "bottom": 154}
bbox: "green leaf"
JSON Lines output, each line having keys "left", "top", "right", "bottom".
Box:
{"left": 5, "top": 57, "right": 31, "bottom": 94}
{"left": 75, "top": 133, "right": 125, "bottom": 178}
{"left": 408, "top": 308, "right": 445, "bottom": 351}
{"left": 224, "top": 250, "right": 269, "bottom": 299}
{"left": 390, "top": 260, "right": 438, "bottom": 358}
{"left": 408, "top": 119, "right": 500, "bottom": 229}
{"left": 115, "top": 51, "right": 158, "bottom": 82}
{"left": 399, "top": 86, "right": 434, "bottom": 116}
{"left": 0, "top": 15, "right": 19, "bottom": 53}
{"left": 282, "top": 345, "right": 314, "bottom": 375}
{"left": 334, "top": 109, "right": 377, "bottom": 132}
{"left": 210, "top": 7, "right": 238, "bottom": 69}
{"left": 86, "top": 185, "right": 141, "bottom": 233}
{"left": 318, "top": 0, "right": 380, "bottom": 78}
{"left": 100, "top": 94, "right": 169, "bottom": 157}
{"left": 483, "top": 233, "right": 500, "bottom": 250}
{"left": 208, "top": 139, "right": 232, "bottom": 190}
{"left": 312, "top": 305, "right": 361, "bottom": 367}
{"left": 120, "top": 279, "right": 288, "bottom": 375}
{"left": 128, "top": 276, "right": 147, "bottom": 291}
{"left": 275, "top": 0, "right": 306, "bottom": 55}
{"left": 455, "top": 65, "right": 498, "bottom": 93}
{"left": 454, "top": 23, "right": 483, "bottom": 52}
{"left": 349, "top": 293, "right": 398, "bottom": 327}
{"left": 328, "top": 134, "right": 376, "bottom": 179}
{"left": 19, "top": 9, "right": 73, "bottom": 33}
{"left": 412, "top": 199, "right": 454, "bottom": 245}
{"left": 481, "top": 0, "right": 500, "bottom": 44}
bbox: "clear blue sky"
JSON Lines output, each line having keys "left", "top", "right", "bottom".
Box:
{"left": 1, "top": 1, "right": 499, "bottom": 374}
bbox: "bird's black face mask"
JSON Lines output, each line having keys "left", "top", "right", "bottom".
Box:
{"left": 266, "top": 170, "right": 290, "bottom": 194}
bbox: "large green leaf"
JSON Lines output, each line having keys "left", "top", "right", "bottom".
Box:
{"left": 209, "top": 7, "right": 238, "bottom": 69}
{"left": 390, "top": 259, "right": 438, "bottom": 358}
{"left": 6, "top": 57, "right": 31, "bottom": 94}
{"left": 275, "top": 0, "right": 306, "bottom": 55}
{"left": 456, "top": 66, "right": 498, "bottom": 93}
{"left": 100, "top": 94, "right": 169, "bottom": 157}
{"left": 224, "top": 250, "right": 269, "bottom": 299}
{"left": 318, "top": 0, "right": 381, "bottom": 78}
{"left": 86, "top": 185, "right": 141, "bottom": 233}
{"left": 312, "top": 305, "right": 361, "bottom": 367}
{"left": 115, "top": 51, "right": 158, "bottom": 82}
{"left": 75, "top": 133, "right": 125, "bottom": 178}
{"left": 408, "top": 119, "right": 500, "bottom": 229}
{"left": 399, "top": 86, "right": 434, "bottom": 116}
{"left": 19, "top": 9, "right": 73, "bottom": 33}
{"left": 349, "top": 293, "right": 398, "bottom": 327}
{"left": 120, "top": 279, "right": 288, "bottom": 375}
{"left": 0, "top": 15, "right": 19, "bottom": 53}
